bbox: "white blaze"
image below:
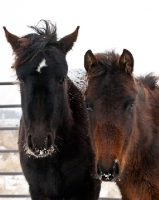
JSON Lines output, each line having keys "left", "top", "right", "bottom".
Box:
{"left": 36, "top": 59, "right": 47, "bottom": 73}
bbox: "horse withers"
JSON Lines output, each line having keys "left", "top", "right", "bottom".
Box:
{"left": 84, "top": 49, "right": 159, "bottom": 200}
{"left": 3, "top": 20, "right": 101, "bottom": 200}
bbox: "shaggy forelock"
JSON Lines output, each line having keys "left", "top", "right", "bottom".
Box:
{"left": 86, "top": 51, "right": 119, "bottom": 79}
{"left": 13, "top": 20, "right": 58, "bottom": 68}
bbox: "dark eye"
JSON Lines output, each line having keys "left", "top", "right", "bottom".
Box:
{"left": 127, "top": 103, "right": 134, "bottom": 112}
{"left": 59, "top": 77, "right": 65, "bottom": 84}
{"left": 86, "top": 103, "right": 92, "bottom": 112}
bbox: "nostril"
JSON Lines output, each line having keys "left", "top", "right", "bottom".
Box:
{"left": 46, "top": 134, "right": 52, "bottom": 149}
{"left": 28, "top": 135, "right": 33, "bottom": 150}
{"left": 113, "top": 159, "right": 119, "bottom": 176}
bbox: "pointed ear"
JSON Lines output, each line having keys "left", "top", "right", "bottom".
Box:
{"left": 119, "top": 49, "right": 134, "bottom": 74}
{"left": 18, "top": 38, "right": 31, "bottom": 48}
{"left": 84, "top": 50, "right": 98, "bottom": 72}
{"left": 3, "top": 27, "right": 30, "bottom": 53}
{"left": 58, "top": 26, "right": 79, "bottom": 54}
{"left": 3, "top": 26, "right": 20, "bottom": 52}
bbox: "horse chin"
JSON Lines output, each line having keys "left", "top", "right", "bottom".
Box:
{"left": 24, "top": 145, "right": 55, "bottom": 158}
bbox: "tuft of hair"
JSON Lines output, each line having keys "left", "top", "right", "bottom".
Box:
{"left": 86, "top": 50, "right": 119, "bottom": 79}
{"left": 12, "top": 20, "right": 57, "bottom": 68}
{"left": 95, "top": 50, "right": 119, "bottom": 69}
{"left": 137, "top": 73, "right": 159, "bottom": 90}
{"left": 28, "top": 19, "right": 57, "bottom": 44}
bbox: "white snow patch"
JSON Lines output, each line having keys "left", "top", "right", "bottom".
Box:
{"left": 68, "top": 68, "right": 87, "bottom": 92}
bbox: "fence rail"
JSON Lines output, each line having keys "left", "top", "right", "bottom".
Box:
{"left": 0, "top": 104, "right": 21, "bottom": 108}
{"left": 0, "top": 82, "right": 121, "bottom": 199}
{"left": 0, "top": 149, "right": 18, "bottom": 153}
{"left": 0, "top": 82, "right": 18, "bottom": 85}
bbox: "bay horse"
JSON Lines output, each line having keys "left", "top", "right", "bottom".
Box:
{"left": 84, "top": 49, "right": 159, "bottom": 200}
{"left": 3, "top": 20, "right": 101, "bottom": 200}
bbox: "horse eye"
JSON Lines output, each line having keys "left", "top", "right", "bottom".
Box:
{"left": 86, "top": 104, "right": 92, "bottom": 112}
{"left": 59, "top": 77, "right": 65, "bottom": 84}
{"left": 127, "top": 103, "right": 134, "bottom": 112}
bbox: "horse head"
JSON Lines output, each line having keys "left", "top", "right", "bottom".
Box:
{"left": 84, "top": 49, "right": 138, "bottom": 181}
{"left": 4, "top": 20, "right": 79, "bottom": 158}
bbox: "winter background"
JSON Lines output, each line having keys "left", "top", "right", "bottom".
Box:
{"left": 1, "top": 0, "right": 159, "bottom": 199}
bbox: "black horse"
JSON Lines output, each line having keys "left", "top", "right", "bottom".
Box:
{"left": 4, "top": 20, "right": 101, "bottom": 200}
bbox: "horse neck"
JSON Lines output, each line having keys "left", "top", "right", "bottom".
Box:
{"left": 57, "top": 77, "right": 88, "bottom": 138}
{"left": 67, "top": 77, "right": 89, "bottom": 132}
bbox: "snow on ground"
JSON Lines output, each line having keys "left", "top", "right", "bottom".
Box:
{"left": 0, "top": 174, "right": 121, "bottom": 199}
{"left": 0, "top": 69, "right": 121, "bottom": 199}
{"left": 0, "top": 149, "right": 121, "bottom": 199}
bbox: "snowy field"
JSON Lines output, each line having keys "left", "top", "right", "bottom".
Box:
{"left": 0, "top": 69, "right": 121, "bottom": 199}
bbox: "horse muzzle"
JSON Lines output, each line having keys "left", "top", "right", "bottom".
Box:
{"left": 25, "top": 132, "right": 56, "bottom": 158}
{"left": 98, "top": 159, "right": 119, "bottom": 181}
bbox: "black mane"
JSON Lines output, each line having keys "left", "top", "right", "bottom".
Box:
{"left": 14, "top": 20, "right": 57, "bottom": 68}
{"left": 27, "top": 20, "right": 57, "bottom": 47}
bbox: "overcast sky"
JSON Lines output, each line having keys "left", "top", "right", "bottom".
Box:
{"left": 1, "top": 0, "right": 159, "bottom": 81}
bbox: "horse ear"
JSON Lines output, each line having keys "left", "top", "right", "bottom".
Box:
{"left": 3, "top": 27, "right": 30, "bottom": 53}
{"left": 3, "top": 26, "right": 20, "bottom": 52}
{"left": 119, "top": 49, "right": 134, "bottom": 74}
{"left": 58, "top": 26, "right": 79, "bottom": 54}
{"left": 18, "top": 38, "right": 31, "bottom": 48}
{"left": 84, "top": 50, "right": 98, "bottom": 72}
